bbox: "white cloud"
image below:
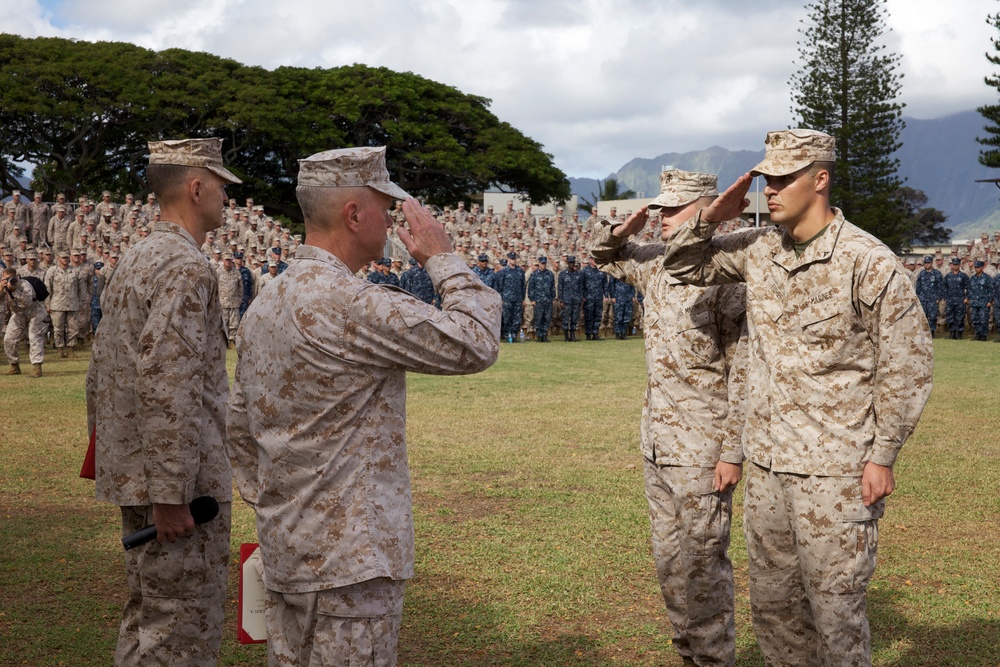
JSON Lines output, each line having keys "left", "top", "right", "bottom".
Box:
{"left": 3, "top": 0, "right": 998, "bottom": 177}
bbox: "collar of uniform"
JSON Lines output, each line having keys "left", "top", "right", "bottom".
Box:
{"left": 151, "top": 221, "right": 200, "bottom": 250}
{"left": 288, "top": 244, "right": 351, "bottom": 275}
{"left": 771, "top": 208, "right": 845, "bottom": 272}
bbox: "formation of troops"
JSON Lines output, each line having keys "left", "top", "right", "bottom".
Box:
{"left": 1, "top": 189, "right": 302, "bottom": 375}
{"left": 6, "top": 180, "right": 1000, "bottom": 377}
{"left": 909, "top": 245, "right": 1000, "bottom": 341}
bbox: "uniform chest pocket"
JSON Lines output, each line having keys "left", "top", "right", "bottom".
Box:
{"left": 797, "top": 301, "right": 856, "bottom": 370}
{"left": 672, "top": 308, "right": 721, "bottom": 366}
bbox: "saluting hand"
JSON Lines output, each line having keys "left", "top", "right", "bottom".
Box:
{"left": 612, "top": 206, "right": 649, "bottom": 238}
{"left": 398, "top": 199, "right": 453, "bottom": 266}
{"left": 702, "top": 173, "right": 753, "bottom": 224}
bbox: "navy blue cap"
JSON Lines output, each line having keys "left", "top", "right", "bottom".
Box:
{"left": 539, "top": 256, "right": 547, "bottom": 263}
{"left": 566, "top": 256, "right": 576, "bottom": 263}
{"left": 500, "top": 259, "right": 508, "bottom": 266}
{"left": 923, "top": 255, "right": 933, "bottom": 263}
{"left": 478, "top": 254, "right": 489, "bottom": 262}
{"left": 408, "top": 258, "right": 417, "bottom": 265}
{"left": 94, "top": 261, "right": 104, "bottom": 269}
{"left": 950, "top": 257, "right": 961, "bottom": 265}
{"left": 233, "top": 251, "right": 244, "bottom": 259}
{"left": 507, "top": 252, "right": 516, "bottom": 259}
{"left": 975, "top": 260, "right": 985, "bottom": 268}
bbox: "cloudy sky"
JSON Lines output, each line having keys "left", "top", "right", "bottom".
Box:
{"left": 5, "top": 0, "right": 999, "bottom": 178}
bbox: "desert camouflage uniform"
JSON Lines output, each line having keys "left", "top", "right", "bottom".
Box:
{"left": 29, "top": 199, "right": 51, "bottom": 247}
{"left": 86, "top": 220, "right": 232, "bottom": 667}
{"left": 228, "top": 246, "right": 500, "bottom": 666}
{"left": 592, "top": 222, "right": 747, "bottom": 667}
{"left": 661, "top": 208, "right": 933, "bottom": 667}
{"left": 44, "top": 262, "right": 85, "bottom": 351}
{"left": 215, "top": 262, "right": 243, "bottom": 342}
{"left": 2, "top": 276, "right": 46, "bottom": 365}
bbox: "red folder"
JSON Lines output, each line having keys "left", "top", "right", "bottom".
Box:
{"left": 80, "top": 425, "right": 96, "bottom": 480}
{"left": 238, "top": 543, "right": 268, "bottom": 644}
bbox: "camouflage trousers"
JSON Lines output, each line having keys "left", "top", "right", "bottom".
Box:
{"left": 50, "top": 309, "right": 80, "bottom": 348}
{"left": 532, "top": 300, "right": 552, "bottom": 337}
{"left": 643, "top": 460, "right": 735, "bottom": 667}
{"left": 222, "top": 307, "right": 241, "bottom": 341}
{"left": 115, "top": 502, "right": 232, "bottom": 667}
{"left": 265, "top": 577, "right": 406, "bottom": 667}
{"left": 743, "top": 463, "right": 881, "bottom": 667}
{"left": 582, "top": 298, "right": 602, "bottom": 335}
{"left": 3, "top": 305, "right": 47, "bottom": 364}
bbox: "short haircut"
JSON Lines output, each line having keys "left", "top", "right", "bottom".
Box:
{"left": 145, "top": 164, "right": 204, "bottom": 204}
{"left": 296, "top": 185, "right": 386, "bottom": 229}
{"left": 809, "top": 160, "right": 836, "bottom": 183}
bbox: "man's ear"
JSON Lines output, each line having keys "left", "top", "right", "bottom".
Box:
{"left": 342, "top": 200, "right": 360, "bottom": 232}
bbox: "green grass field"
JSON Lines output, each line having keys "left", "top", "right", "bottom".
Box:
{"left": 1, "top": 337, "right": 998, "bottom": 666}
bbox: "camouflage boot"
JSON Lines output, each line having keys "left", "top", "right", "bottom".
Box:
{"left": 30, "top": 363, "right": 42, "bottom": 378}
{"left": 6, "top": 363, "right": 21, "bottom": 375}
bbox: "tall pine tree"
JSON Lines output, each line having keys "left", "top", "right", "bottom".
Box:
{"left": 977, "top": 10, "right": 1000, "bottom": 171}
{"left": 789, "top": 0, "right": 906, "bottom": 248}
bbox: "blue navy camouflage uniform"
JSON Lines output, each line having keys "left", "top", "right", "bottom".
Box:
{"left": 368, "top": 258, "right": 400, "bottom": 287}
{"left": 612, "top": 276, "right": 636, "bottom": 338}
{"left": 580, "top": 261, "right": 607, "bottom": 339}
{"left": 472, "top": 254, "right": 498, "bottom": 291}
{"left": 400, "top": 260, "right": 436, "bottom": 305}
{"left": 558, "top": 258, "right": 584, "bottom": 340}
{"left": 497, "top": 252, "right": 525, "bottom": 342}
{"left": 527, "top": 258, "right": 555, "bottom": 341}
{"left": 992, "top": 271, "right": 1000, "bottom": 336}
{"left": 237, "top": 257, "right": 254, "bottom": 319}
{"left": 968, "top": 261, "right": 992, "bottom": 340}
{"left": 943, "top": 259, "right": 970, "bottom": 338}
{"left": 914, "top": 257, "right": 943, "bottom": 334}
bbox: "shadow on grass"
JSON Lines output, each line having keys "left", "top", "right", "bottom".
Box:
{"left": 399, "top": 576, "right": 605, "bottom": 667}
{"left": 871, "top": 586, "right": 1000, "bottom": 667}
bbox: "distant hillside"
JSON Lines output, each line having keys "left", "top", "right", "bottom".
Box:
{"left": 570, "top": 110, "right": 1000, "bottom": 241}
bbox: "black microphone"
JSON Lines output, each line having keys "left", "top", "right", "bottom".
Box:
{"left": 122, "top": 496, "right": 220, "bottom": 550}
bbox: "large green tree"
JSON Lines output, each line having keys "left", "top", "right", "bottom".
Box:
{"left": 789, "top": 0, "right": 907, "bottom": 247}
{"left": 977, "top": 10, "right": 1000, "bottom": 173}
{"left": 893, "top": 186, "right": 951, "bottom": 251}
{"left": 0, "top": 34, "right": 569, "bottom": 218}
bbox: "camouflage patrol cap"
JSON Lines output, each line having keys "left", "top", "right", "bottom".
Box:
{"left": 750, "top": 129, "right": 836, "bottom": 177}
{"left": 297, "top": 146, "right": 410, "bottom": 200}
{"left": 26, "top": 249, "right": 39, "bottom": 260}
{"left": 222, "top": 252, "right": 234, "bottom": 260}
{"left": 57, "top": 250, "right": 70, "bottom": 258}
{"left": 54, "top": 204, "right": 66, "bottom": 212}
{"left": 147, "top": 138, "right": 242, "bottom": 184}
{"left": 34, "top": 191, "right": 43, "bottom": 198}
{"left": 648, "top": 169, "right": 718, "bottom": 209}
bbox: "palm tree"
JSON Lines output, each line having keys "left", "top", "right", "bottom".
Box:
{"left": 580, "top": 177, "right": 636, "bottom": 212}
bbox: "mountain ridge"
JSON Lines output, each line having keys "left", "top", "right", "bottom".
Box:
{"left": 569, "top": 110, "right": 1000, "bottom": 241}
